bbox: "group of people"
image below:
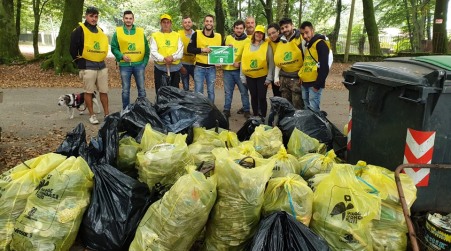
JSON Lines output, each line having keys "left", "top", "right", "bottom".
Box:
{"left": 70, "top": 6, "right": 331, "bottom": 125}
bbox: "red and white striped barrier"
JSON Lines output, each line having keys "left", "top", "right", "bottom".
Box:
{"left": 403, "top": 128, "right": 436, "bottom": 187}
{"left": 347, "top": 107, "right": 352, "bottom": 151}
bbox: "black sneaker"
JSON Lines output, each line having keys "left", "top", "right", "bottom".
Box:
{"left": 223, "top": 110, "right": 231, "bottom": 118}
{"left": 237, "top": 107, "right": 244, "bottom": 114}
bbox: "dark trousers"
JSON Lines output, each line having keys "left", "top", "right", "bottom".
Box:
{"left": 154, "top": 66, "right": 181, "bottom": 95}
{"left": 271, "top": 81, "right": 281, "bottom": 97}
{"left": 246, "top": 76, "right": 268, "bottom": 117}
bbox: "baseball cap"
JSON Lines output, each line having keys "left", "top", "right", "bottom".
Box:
{"left": 86, "top": 6, "right": 99, "bottom": 15}
{"left": 255, "top": 25, "right": 265, "bottom": 33}
{"left": 160, "top": 14, "right": 172, "bottom": 21}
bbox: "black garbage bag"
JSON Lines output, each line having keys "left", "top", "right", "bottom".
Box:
{"left": 237, "top": 118, "right": 263, "bottom": 141}
{"left": 156, "top": 86, "right": 228, "bottom": 130}
{"left": 118, "top": 97, "right": 167, "bottom": 138}
{"left": 158, "top": 104, "right": 197, "bottom": 133}
{"left": 267, "top": 97, "right": 296, "bottom": 126}
{"left": 55, "top": 123, "right": 87, "bottom": 157}
{"left": 84, "top": 113, "right": 121, "bottom": 166}
{"left": 249, "top": 211, "right": 330, "bottom": 251}
{"left": 80, "top": 164, "right": 155, "bottom": 251}
{"left": 279, "top": 109, "right": 333, "bottom": 147}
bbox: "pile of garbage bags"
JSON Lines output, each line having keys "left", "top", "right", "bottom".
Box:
{"left": 0, "top": 88, "right": 418, "bottom": 251}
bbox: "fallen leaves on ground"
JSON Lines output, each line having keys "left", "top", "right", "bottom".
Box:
{"left": 0, "top": 53, "right": 352, "bottom": 171}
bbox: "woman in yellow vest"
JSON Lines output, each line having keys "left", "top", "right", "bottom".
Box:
{"left": 241, "top": 25, "right": 274, "bottom": 120}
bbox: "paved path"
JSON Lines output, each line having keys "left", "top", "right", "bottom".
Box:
{"left": 0, "top": 87, "right": 349, "bottom": 138}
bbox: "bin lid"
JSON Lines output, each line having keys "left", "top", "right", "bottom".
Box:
{"left": 414, "top": 55, "right": 451, "bottom": 71}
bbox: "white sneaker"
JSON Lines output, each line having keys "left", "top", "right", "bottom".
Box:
{"left": 89, "top": 115, "right": 99, "bottom": 124}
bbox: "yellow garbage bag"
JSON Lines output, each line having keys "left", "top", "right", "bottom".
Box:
{"left": 287, "top": 128, "right": 326, "bottom": 158}
{"left": 140, "top": 124, "right": 167, "bottom": 152}
{"left": 129, "top": 166, "right": 217, "bottom": 251}
{"left": 218, "top": 129, "right": 240, "bottom": 148}
{"left": 117, "top": 137, "right": 141, "bottom": 175}
{"left": 310, "top": 163, "right": 381, "bottom": 251}
{"left": 188, "top": 127, "right": 226, "bottom": 166}
{"left": 228, "top": 141, "right": 263, "bottom": 160}
{"left": 262, "top": 174, "right": 314, "bottom": 226}
{"left": 299, "top": 149, "right": 337, "bottom": 179}
{"left": 307, "top": 173, "right": 330, "bottom": 192}
{"left": 203, "top": 148, "right": 274, "bottom": 251}
{"left": 249, "top": 125, "right": 283, "bottom": 158}
{"left": 269, "top": 145, "right": 300, "bottom": 178}
{"left": 0, "top": 153, "right": 66, "bottom": 250}
{"left": 370, "top": 218, "right": 407, "bottom": 251}
{"left": 10, "top": 157, "right": 94, "bottom": 251}
{"left": 136, "top": 133, "right": 193, "bottom": 190}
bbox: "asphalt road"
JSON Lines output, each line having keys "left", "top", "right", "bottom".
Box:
{"left": 0, "top": 87, "right": 350, "bottom": 138}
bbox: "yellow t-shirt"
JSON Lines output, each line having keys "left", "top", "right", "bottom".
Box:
{"left": 241, "top": 41, "right": 269, "bottom": 78}
{"left": 151, "top": 31, "right": 181, "bottom": 65}
{"left": 178, "top": 30, "right": 196, "bottom": 64}
{"left": 274, "top": 37, "right": 303, "bottom": 73}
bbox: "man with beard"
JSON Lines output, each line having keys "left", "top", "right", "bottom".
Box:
{"left": 245, "top": 16, "right": 256, "bottom": 36}
{"left": 111, "top": 10, "right": 149, "bottom": 110}
{"left": 221, "top": 20, "right": 251, "bottom": 118}
{"left": 273, "top": 17, "right": 304, "bottom": 109}
{"left": 187, "top": 14, "right": 222, "bottom": 102}
{"left": 298, "top": 21, "right": 331, "bottom": 112}
{"left": 178, "top": 16, "right": 196, "bottom": 91}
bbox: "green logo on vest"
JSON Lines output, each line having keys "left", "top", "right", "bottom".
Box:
{"left": 165, "top": 40, "right": 170, "bottom": 46}
{"left": 94, "top": 41, "right": 100, "bottom": 50}
{"left": 234, "top": 47, "right": 238, "bottom": 53}
{"left": 250, "top": 59, "right": 257, "bottom": 69}
{"left": 284, "top": 52, "right": 292, "bottom": 61}
{"left": 128, "top": 43, "right": 136, "bottom": 51}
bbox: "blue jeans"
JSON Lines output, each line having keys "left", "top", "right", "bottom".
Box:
{"left": 181, "top": 64, "right": 195, "bottom": 91}
{"left": 223, "top": 70, "right": 250, "bottom": 112}
{"left": 194, "top": 66, "right": 216, "bottom": 102}
{"left": 120, "top": 64, "right": 146, "bottom": 110}
{"left": 302, "top": 86, "right": 323, "bottom": 112}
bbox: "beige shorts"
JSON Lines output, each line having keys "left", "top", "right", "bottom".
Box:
{"left": 79, "top": 68, "right": 109, "bottom": 93}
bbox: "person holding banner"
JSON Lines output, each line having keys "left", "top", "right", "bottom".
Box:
{"left": 187, "top": 14, "right": 222, "bottom": 102}
{"left": 240, "top": 25, "right": 274, "bottom": 120}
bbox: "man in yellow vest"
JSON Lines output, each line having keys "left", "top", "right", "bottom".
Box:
{"left": 150, "top": 14, "right": 184, "bottom": 94}
{"left": 222, "top": 20, "right": 251, "bottom": 118}
{"left": 111, "top": 10, "right": 149, "bottom": 110}
{"left": 273, "top": 17, "right": 304, "bottom": 109}
{"left": 187, "top": 14, "right": 222, "bottom": 103}
{"left": 178, "top": 16, "right": 196, "bottom": 91}
{"left": 298, "top": 21, "right": 331, "bottom": 112}
{"left": 70, "top": 6, "right": 109, "bottom": 125}
{"left": 179, "top": 16, "right": 196, "bottom": 91}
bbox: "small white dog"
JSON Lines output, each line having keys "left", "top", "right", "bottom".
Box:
{"left": 57, "top": 91, "right": 100, "bottom": 119}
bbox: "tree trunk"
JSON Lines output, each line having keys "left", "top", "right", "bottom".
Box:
{"left": 41, "top": 0, "right": 83, "bottom": 73}
{"left": 329, "top": 0, "right": 342, "bottom": 54}
{"left": 16, "top": 0, "right": 21, "bottom": 37}
{"left": 432, "top": 0, "right": 449, "bottom": 53}
{"left": 0, "top": 0, "right": 24, "bottom": 64}
{"left": 298, "top": 0, "right": 302, "bottom": 27}
{"left": 276, "top": 0, "right": 289, "bottom": 20}
{"left": 259, "top": 0, "right": 273, "bottom": 25}
{"left": 32, "top": 0, "right": 41, "bottom": 57}
{"left": 214, "top": 0, "right": 225, "bottom": 37}
{"left": 362, "top": 0, "right": 382, "bottom": 55}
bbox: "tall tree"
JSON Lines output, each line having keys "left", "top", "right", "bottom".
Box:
{"left": 16, "top": 0, "right": 21, "bottom": 37}
{"left": 32, "top": 0, "right": 52, "bottom": 57}
{"left": 362, "top": 0, "right": 382, "bottom": 55}
{"left": 329, "top": 0, "right": 342, "bottom": 53}
{"left": 259, "top": 0, "right": 273, "bottom": 24}
{"left": 214, "top": 0, "right": 225, "bottom": 37}
{"left": 227, "top": 0, "right": 238, "bottom": 20}
{"left": 276, "top": 0, "right": 289, "bottom": 20}
{"left": 0, "top": 0, "right": 24, "bottom": 64}
{"left": 41, "top": 0, "right": 83, "bottom": 73}
{"left": 432, "top": 0, "right": 449, "bottom": 53}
